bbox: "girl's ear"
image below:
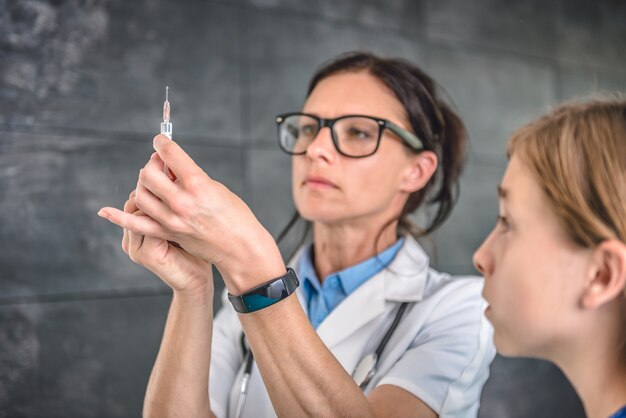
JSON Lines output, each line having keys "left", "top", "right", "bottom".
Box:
{"left": 581, "top": 239, "right": 626, "bottom": 310}
{"left": 400, "top": 151, "right": 438, "bottom": 193}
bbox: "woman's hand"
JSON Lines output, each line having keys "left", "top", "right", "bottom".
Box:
{"left": 121, "top": 190, "right": 213, "bottom": 295}
{"left": 99, "top": 135, "right": 285, "bottom": 293}
{"left": 121, "top": 192, "right": 218, "bottom": 418}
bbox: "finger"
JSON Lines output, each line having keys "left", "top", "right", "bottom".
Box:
{"left": 122, "top": 226, "right": 129, "bottom": 254}
{"left": 139, "top": 158, "right": 181, "bottom": 207}
{"left": 153, "top": 134, "right": 205, "bottom": 184}
{"left": 98, "top": 207, "right": 166, "bottom": 237}
{"left": 127, "top": 225, "right": 145, "bottom": 255}
{"left": 122, "top": 195, "right": 136, "bottom": 254}
{"left": 151, "top": 152, "right": 177, "bottom": 182}
{"left": 123, "top": 192, "right": 138, "bottom": 213}
{"left": 135, "top": 178, "right": 177, "bottom": 225}
{"left": 122, "top": 191, "right": 139, "bottom": 217}
{"left": 147, "top": 152, "right": 162, "bottom": 170}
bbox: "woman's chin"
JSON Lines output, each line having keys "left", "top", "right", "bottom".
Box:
{"left": 295, "top": 201, "right": 344, "bottom": 225}
{"left": 298, "top": 210, "right": 340, "bottom": 225}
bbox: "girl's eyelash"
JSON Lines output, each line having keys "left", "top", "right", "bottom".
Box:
{"left": 497, "top": 215, "right": 509, "bottom": 227}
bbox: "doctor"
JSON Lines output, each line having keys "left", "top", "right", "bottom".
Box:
{"left": 99, "top": 52, "right": 495, "bottom": 417}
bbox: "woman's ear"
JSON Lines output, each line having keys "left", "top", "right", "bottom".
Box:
{"left": 400, "top": 151, "right": 438, "bottom": 193}
{"left": 581, "top": 239, "right": 626, "bottom": 310}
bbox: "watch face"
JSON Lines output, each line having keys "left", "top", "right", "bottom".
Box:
{"left": 265, "top": 280, "right": 289, "bottom": 299}
{"left": 242, "top": 280, "right": 288, "bottom": 312}
{"left": 231, "top": 269, "right": 298, "bottom": 313}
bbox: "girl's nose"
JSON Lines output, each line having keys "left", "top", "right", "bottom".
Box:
{"left": 473, "top": 232, "right": 494, "bottom": 277}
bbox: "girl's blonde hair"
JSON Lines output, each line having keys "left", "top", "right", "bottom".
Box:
{"left": 507, "top": 97, "right": 626, "bottom": 249}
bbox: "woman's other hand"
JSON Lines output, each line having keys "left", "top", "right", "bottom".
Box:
{"left": 121, "top": 190, "right": 213, "bottom": 296}
{"left": 99, "top": 135, "right": 284, "bottom": 293}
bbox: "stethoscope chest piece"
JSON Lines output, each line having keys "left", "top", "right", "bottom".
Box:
{"left": 352, "top": 352, "right": 378, "bottom": 389}
{"left": 350, "top": 301, "right": 410, "bottom": 390}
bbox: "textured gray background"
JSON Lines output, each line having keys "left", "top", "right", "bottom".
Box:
{"left": 1, "top": 0, "right": 625, "bottom": 417}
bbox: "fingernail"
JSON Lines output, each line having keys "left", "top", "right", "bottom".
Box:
{"left": 153, "top": 134, "right": 171, "bottom": 148}
{"left": 98, "top": 209, "right": 108, "bottom": 218}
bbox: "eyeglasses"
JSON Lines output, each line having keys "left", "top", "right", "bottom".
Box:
{"left": 276, "top": 112, "right": 424, "bottom": 158}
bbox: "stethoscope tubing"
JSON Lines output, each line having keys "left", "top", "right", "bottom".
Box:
{"left": 234, "top": 301, "right": 410, "bottom": 417}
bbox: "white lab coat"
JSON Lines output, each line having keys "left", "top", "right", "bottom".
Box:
{"left": 209, "top": 236, "right": 495, "bottom": 418}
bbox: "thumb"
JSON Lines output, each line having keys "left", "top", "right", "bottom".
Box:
{"left": 153, "top": 133, "right": 172, "bottom": 152}
{"left": 152, "top": 134, "right": 205, "bottom": 182}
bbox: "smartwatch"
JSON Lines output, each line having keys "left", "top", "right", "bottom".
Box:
{"left": 228, "top": 268, "right": 299, "bottom": 313}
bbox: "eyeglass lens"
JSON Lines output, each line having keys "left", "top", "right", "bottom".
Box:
{"left": 279, "top": 114, "right": 381, "bottom": 157}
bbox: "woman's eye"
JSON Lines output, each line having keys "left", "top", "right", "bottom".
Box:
{"left": 497, "top": 215, "right": 510, "bottom": 230}
{"left": 347, "top": 127, "right": 373, "bottom": 140}
{"left": 300, "top": 125, "right": 317, "bottom": 137}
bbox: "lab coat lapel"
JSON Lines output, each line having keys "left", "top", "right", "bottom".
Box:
{"left": 288, "top": 244, "right": 310, "bottom": 318}
{"left": 315, "top": 273, "right": 386, "bottom": 350}
{"left": 312, "top": 236, "right": 429, "bottom": 350}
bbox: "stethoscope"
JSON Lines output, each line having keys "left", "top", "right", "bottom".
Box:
{"left": 234, "top": 301, "right": 410, "bottom": 418}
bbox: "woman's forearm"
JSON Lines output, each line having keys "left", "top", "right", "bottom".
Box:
{"left": 239, "top": 296, "right": 374, "bottom": 418}
{"left": 222, "top": 241, "right": 375, "bottom": 417}
{"left": 143, "top": 287, "right": 216, "bottom": 418}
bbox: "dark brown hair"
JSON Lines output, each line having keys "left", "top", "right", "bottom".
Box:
{"left": 307, "top": 52, "right": 467, "bottom": 237}
{"left": 277, "top": 52, "right": 468, "bottom": 254}
{"left": 318, "top": 52, "right": 467, "bottom": 233}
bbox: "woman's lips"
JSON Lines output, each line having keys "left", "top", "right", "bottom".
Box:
{"left": 303, "top": 175, "right": 338, "bottom": 189}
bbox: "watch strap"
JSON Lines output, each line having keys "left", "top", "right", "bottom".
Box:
{"left": 228, "top": 268, "right": 299, "bottom": 313}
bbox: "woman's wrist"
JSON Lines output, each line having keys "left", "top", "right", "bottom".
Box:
{"left": 172, "top": 283, "right": 214, "bottom": 308}
{"left": 217, "top": 231, "right": 286, "bottom": 295}
{"left": 166, "top": 268, "right": 214, "bottom": 305}
{"left": 223, "top": 260, "right": 287, "bottom": 295}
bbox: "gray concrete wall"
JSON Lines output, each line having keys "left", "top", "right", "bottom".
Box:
{"left": 1, "top": 0, "right": 624, "bottom": 416}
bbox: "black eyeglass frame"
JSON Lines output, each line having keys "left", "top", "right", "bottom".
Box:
{"left": 275, "top": 112, "right": 424, "bottom": 158}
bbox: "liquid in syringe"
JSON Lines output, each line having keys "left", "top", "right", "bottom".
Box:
{"left": 160, "top": 86, "right": 172, "bottom": 139}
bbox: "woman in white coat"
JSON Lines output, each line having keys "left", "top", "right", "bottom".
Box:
{"left": 99, "top": 52, "right": 495, "bottom": 417}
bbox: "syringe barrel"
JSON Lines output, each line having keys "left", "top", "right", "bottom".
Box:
{"left": 160, "top": 122, "right": 172, "bottom": 139}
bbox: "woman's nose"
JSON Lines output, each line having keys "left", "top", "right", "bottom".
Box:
{"left": 306, "top": 126, "right": 336, "bottom": 161}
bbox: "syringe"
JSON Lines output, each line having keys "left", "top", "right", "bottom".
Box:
{"left": 159, "top": 86, "right": 175, "bottom": 181}
{"left": 158, "top": 86, "right": 181, "bottom": 248}
{"left": 160, "top": 86, "right": 172, "bottom": 139}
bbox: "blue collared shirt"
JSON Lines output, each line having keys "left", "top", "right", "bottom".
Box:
{"left": 299, "top": 238, "right": 405, "bottom": 329}
{"left": 612, "top": 405, "right": 626, "bottom": 418}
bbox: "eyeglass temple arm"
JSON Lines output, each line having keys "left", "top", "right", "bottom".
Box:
{"left": 386, "top": 121, "right": 424, "bottom": 151}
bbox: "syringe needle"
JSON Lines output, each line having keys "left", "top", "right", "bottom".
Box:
{"left": 163, "top": 86, "right": 171, "bottom": 123}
